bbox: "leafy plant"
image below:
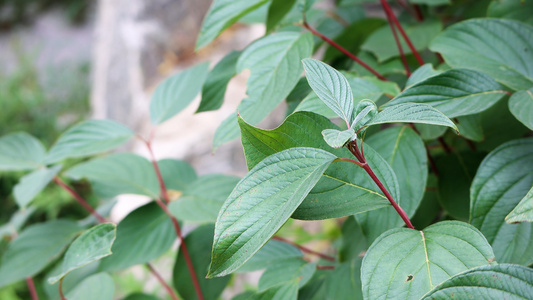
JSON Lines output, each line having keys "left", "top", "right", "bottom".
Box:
{"left": 1, "top": 0, "right": 533, "bottom": 299}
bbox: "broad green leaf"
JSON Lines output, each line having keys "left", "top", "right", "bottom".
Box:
{"left": 351, "top": 51, "right": 405, "bottom": 76}
{"left": 45, "top": 120, "right": 134, "bottom": 164}
{"left": 238, "top": 112, "right": 397, "bottom": 220}
{"left": 351, "top": 99, "right": 377, "bottom": 129}
{"left": 0, "top": 207, "right": 35, "bottom": 239}
{"left": 362, "top": 20, "right": 442, "bottom": 62}
{"left": 169, "top": 174, "right": 240, "bottom": 224}
{"left": 413, "top": 123, "right": 447, "bottom": 141}
{"left": 65, "top": 153, "right": 159, "bottom": 199}
{"left": 236, "top": 239, "right": 303, "bottom": 273}
{"left": 409, "top": 0, "right": 450, "bottom": 6}
{"left": 385, "top": 69, "right": 507, "bottom": 118}
{"left": 99, "top": 202, "right": 174, "bottom": 272}
{"left": 213, "top": 32, "right": 313, "bottom": 148}
{"left": 196, "top": 0, "right": 269, "bottom": 50}
{"left": 506, "top": 185, "right": 533, "bottom": 223}
{"left": 44, "top": 261, "right": 99, "bottom": 300}
{"left": 360, "top": 126, "right": 427, "bottom": 242}
{"left": 197, "top": 51, "right": 241, "bottom": 113}
{"left": 322, "top": 128, "right": 355, "bottom": 149}
{"left": 49, "top": 223, "right": 116, "bottom": 284}
{"left": 340, "top": 217, "right": 368, "bottom": 262}
{"left": 367, "top": 103, "right": 457, "bottom": 131}
{"left": 471, "top": 138, "right": 533, "bottom": 265}
{"left": 150, "top": 62, "right": 209, "bottom": 125}
{"left": 421, "top": 264, "right": 533, "bottom": 299}
{"left": 430, "top": 19, "right": 533, "bottom": 91}
{"left": 487, "top": 0, "right": 533, "bottom": 26}
{"left": 208, "top": 148, "right": 337, "bottom": 277}
{"left": 324, "top": 259, "right": 363, "bottom": 300}
{"left": 266, "top": 0, "right": 297, "bottom": 32}
{"left": 361, "top": 221, "right": 496, "bottom": 300}
{"left": 13, "top": 165, "right": 62, "bottom": 207}
{"left": 65, "top": 272, "right": 115, "bottom": 300}
{"left": 302, "top": 58, "right": 354, "bottom": 125}
{"left": 258, "top": 258, "right": 315, "bottom": 291}
{"left": 0, "top": 132, "right": 45, "bottom": 171}
{"left": 123, "top": 293, "right": 159, "bottom": 300}
{"left": 405, "top": 63, "right": 442, "bottom": 88}
{"left": 294, "top": 92, "right": 336, "bottom": 119}
{"left": 509, "top": 88, "right": 533, "bottom": 130}
{"left": 0, "top": 220, "right": 82, "bottom": 288}
{"left": 158, "top": 158, "right": 198, "bottom": 191}
{"left": 411, "top": 175, "right": 441, "bottom": 230}
{"left": 174, "top": 225, "right": 230, "bottom": 300}
{"left": 456, "top": 114, "right": 484, "bottom": 142}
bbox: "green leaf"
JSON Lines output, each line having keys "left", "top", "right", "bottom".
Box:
{"left": 471, "top": 138, "right": 533, "bottom": 265}
{"left": 213, "top": 32, "right": 313, "bottom": 148}
{"left": 409, "top": 0, "right": 450, "bottom": 5}
{"left": 13, "top": 165, "right": 62, "bottom": 207}
{"left": 430, "top": 19, "right": 533, "bottom": 91}
{"left": 421, "top": 264, "right": 533, "bottom": 300}
{"left": 150, "top": 62, "right": 209, "bottom": 125}
{"left": 0, "top": 132, "right": 46, "bottom": 171}
{"left": 99, "top": 202, "right": 174, "bottom": 272}
{"left": 322, "top": 128, "right": 355, "bottom": 148}
{"left": 49, "top": 223, "right": 116, "bottom": 284}
{"left": 302, "top": 58, "right": 354, "bottom": 126}
{"left": 367, "top": 103, "right": 457, "bottom": 131}
{"left": 196, "top": 0, "right": 269, "bottom": 50}
{"left": 123, "top": 293, "right": 159, "bottom": 300}
{"left": 0, "top": 220, "right": 82, "bottom": 288}
{"left": 266, "top": 0, "right": 297, "bottom": 32}
{"left": 405, "top": 63, "right": 442, "bottom": 88}
{"left": 506, "top": 185, "right": 533, "bottom": 224}
{"left": 238, "top": 112, "right": 397, "bottom": 219}
{"left": 197, "top": 51, "right": 241, "bottom": 113}
{"left": 487, "top": 0, "right": 533, "bottom": 26}
{"left": 169, "top": 174, "right": 240, "bottom": 224}
{"left": 339, "top": 217, "right": 368, "bottom": 262}
{"left": 174, "top": 225, "right": 230, "bottom": 300}
{"left": 208, "top": 148, "right": 337, "bottom": 277}
{"left": 65, "top": 153, "right": 160, "bottom": 199}
{"left": 456, "top": 114, "right": 484, "bottom": 142}
{"left": 509, "top": 88, "right": 533, "bottom": 130}
{"left": 45, "top": 120, "right": 134, "bottom": 164}
{"left": 351, "top": 99, "right": 377, "bottom": 129}
{"left": 158, "top": 158, "right": 198, "bottom": 191}
{"left": 362, "top": 20, "right": 442, "bottom": 62}
{"left": 64, "top": 272, "right": 115, "bottom": 300}
{"left": 44, "top": 261, "right": 99, "bottom": 300}
{"left": 385, "top": 69, "right": 507, "bottom": 118}
{"left": 360, "top": 126, "right": 428, "bottom": 242}
{"left": 411, "top": 175, "right": 441, "bottom": 230}
{"left": 361, "top": 221, "right": 496, "bottom": 300}
{"left": 258, "top": 258, "right": 315, "bottom": 291}
{"left": 413, "top": 123, "right": 447, "bottom": 141}
{"left": 350, "top": 51, "right": 406, "bottom": 76}
{"left": 324, "top": 259, "right": 363, "bottom": 300}
{"left": 0, "top": 207, "right": 35, "bottom": 239}
{"left": 236, "top": 239, "right": 303, "bottom": 273}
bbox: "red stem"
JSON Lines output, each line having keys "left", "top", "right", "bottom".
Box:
{"left": 380, "top": 0, "right": 425, "bottom": 66}
{"left": 53, "top": 177, "right": 107, "bottom": 223}
{"left": 384, "top": 7, "right": 411, "bottom": 76}
{"left": 316, "top": 265, "right": 336, "bottom": 270}
{"left": 335, "top": 157, "right": 365, "bottom": 168}
{"left": 59, "top": 279, "right": 66, "bottom": 300}
{"left": 437, "top": 137, "right": 451, "bottom": 154}
{"left": 143, "top": 141, "right": 171, "bottom": 204}
{"left": 412, "top": 4, "right": 424, "bottom": 22}
{"left": 26, "top": 278, "right": 39, "bottom": 300}
{"left": 272, "top": 236, "right": 336, "bottom": 262}
{"left": 302, "top": 22, "right": 388, "bottom": 81}
{"left": 146, "top": 263, "right": 180, "bottom": 300}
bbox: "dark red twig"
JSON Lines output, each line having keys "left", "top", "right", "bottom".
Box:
{"left": 316, "top": 265, "right": 336, "bottom": 270}
{"left": 301, "top": 22, "right": 387, "bottom": 81}
{"left": 53, "top": 177, "right": 107, "bottom": 223}
{"left": 437, "top": 137, "right": 451, "bottom": 153}
{"left": 272, "top": 236, "right": 336, "bottom": 262}
{"left": 59, "top": 279, "right": 66, "bottom": 300}
{"left": 146, "top": 263, "right": 180, "bottom": 300}
{"left": 384, "top": 7, "right": 411, "bottom": 76}
{"left": 26, "top": 278, "right": 39, "bottom": 300}
{"left": 143, "top": 140, "right": 171, "bottom": 204}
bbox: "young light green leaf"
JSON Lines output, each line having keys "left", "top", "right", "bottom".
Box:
{"left": 150, "top": 62, "right": 209, "bottom": 125}
{"left": 49, "top": 223, "right": 116, "bottom": 284}
{"left": 471, "top": 138, "right": 533, "bottom": 265}
{"left": 64, "top": 272, "right": 115, "bottom": 300}
{"left": 258, "top": 258, "right": 316, "bottom": 291}
{"left": 361, "top": 221, "right": 496, "bottom": 300}
{"left": 208, "top": 148, "right": 337, "bottom": 277}
{"left": 321, "top": 128, "right": 355, "bottom": 148}
{"left": 169, "top": 174, "right": 240, "bottom": 224}
{"left": 506, "top": 185, "right": 533, "bottom": 224}
{"left": 196, "top": 0, "right": 269, "bottom": 50}
{"left": 367, "top": 103, "right": 457, "bottom": 131}
{"left": 351, "top": 99, "right": 377, "bottom": 129}
{"left": 0, "top": 132, "right": 46, "bottom": 171}
{"left": 99, "top": 202, "right": 174, "bottom": 272}
{"left": 430, "top": 19, "right": 533, "bottom": 91}
{"left": 509, "top": 88, "right": 533, "bottom": 130}
{"left": 421, "top": 264, "right": 533, "bottom": 300}
{"left": 45, "top": 120, "right": 134, "bottom": 164}
{"left": 385, "top": 69, "right": 507, "bottom": 118}
{"left": 302, "top": 58, "right": 354, "bottom": 126}
{"left": 174, "top": 225, "right": 231, "bottom": 300}
{"left": 236, "top": 239, "right": 302, "bottom": 273}
{"left": 405, "top": 63, "right": 442, "bottom": 88}
{"left": 0, "top": 220, "right": 82, "bottom": 288}
{"left": 197, "top": 50, "right": 241, "bottom": 113}
{"left": 65, "top": 153, "right": 160, "bottom": 199}
{"left": 13, "top": 165, "right": 62, "bottom": 207}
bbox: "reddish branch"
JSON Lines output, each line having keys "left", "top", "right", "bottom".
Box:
{"left": 316, "top": 265, "right": 336, "bottom": 270}
{"left": 26, "top": 277, "right": 39, "bottom": 300}
{"left": 272, "top": 236, "right": 336, "bottom": 262}
{"left": 53, "top": 177, "right": 107, "bottom": 223}
{"left": 146, "top": 263, "right": 180, "bottom": 300}
{"left": 301, "top": 22, "right": 387, "bottom": 81}
{"left": 384, "top": 8, "right": 411, "bottom": 76}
